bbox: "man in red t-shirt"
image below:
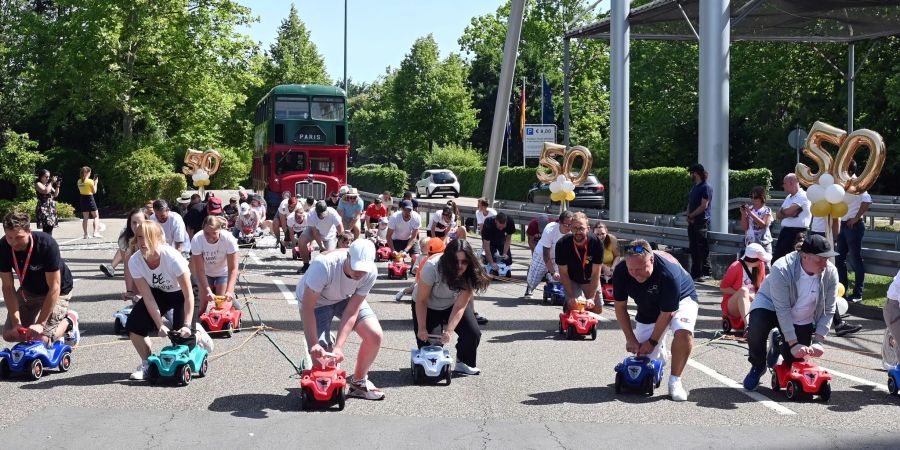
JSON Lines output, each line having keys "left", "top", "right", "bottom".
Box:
{"left": 364, "top": 196, "right": 389, "bottom": 230}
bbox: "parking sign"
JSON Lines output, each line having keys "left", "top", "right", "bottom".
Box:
{"left": 523, "top": 124, "right": 556, "bottom": 159}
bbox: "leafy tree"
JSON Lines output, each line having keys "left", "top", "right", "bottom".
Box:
{"left": 0, "top": 131, "right": 46, "bottom": 201}
{"left": 263, "top": 4, "right": 330, "bottom": 86}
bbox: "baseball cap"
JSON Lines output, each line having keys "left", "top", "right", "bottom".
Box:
{"left": 348, "top": 239, "right": 376, "bottom": 273}
{"left": 315, "top": 200, "right": 328, "bottom": 214}
{"left": 207, "top": 197, "right": 223, "bottom": 214}
{"left": 152, "top": 199, "right": 168, "bottom": 211}
{"left": 426, "top": 238, "right": 446, "bottom": 255}
{"left": 800, "top": 234, "right": 839, "bottom": 258}
{"left": 400, "top": 200, "right": 413, "bottom": 210}
{"left": 239, "top": 202, "right": 251, "bottom": 215}
{"left": 743, "top": 243, "right": 771, "bottom": 262}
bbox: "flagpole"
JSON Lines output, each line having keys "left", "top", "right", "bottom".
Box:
{"left": 541, "top": 74, "right": 545, "bottom": 124}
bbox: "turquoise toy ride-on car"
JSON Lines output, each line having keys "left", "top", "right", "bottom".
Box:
{"left": 146, "top": 331, "right": 208, "bottom": 386}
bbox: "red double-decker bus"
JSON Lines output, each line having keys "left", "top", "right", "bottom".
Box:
{"left": 252, "top": 84, "right": 348, "bottom": 216}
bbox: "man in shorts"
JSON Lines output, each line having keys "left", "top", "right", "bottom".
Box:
{"left": 612, "top": 238, "right": 699, "bottom": 402}
{"left": 337, "top": 188, "right": 365, "bottom": 240}
{"left": 386, "top": 200, "right": 422, "bottom": 268}
{"left": 298, "top": 201, "right": 344, "bottom": 274}
{"left": 1, "top": 212, "right": 80, "bottom": 345}
{"left": 296, "top": 239, "right": 385, "bottom": 400}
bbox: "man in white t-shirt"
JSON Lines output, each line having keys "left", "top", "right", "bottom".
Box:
{"left": 274, "top": 193, "right": 297, "bottom": 255}
{"left": 386, "top": 200, "right": 422, "bottom": 267}
{"left": 771, "top": 174, "right": 811, "bottom": 262}
{"left": 524, "top": 210, "right": 573, "bottom": 298}
{"left": 837, "top": 161, "right": 873, "bottom": 304}
{"left": 475, "top": 198, "right": 497, "bottom": 234}
{"left": 151, "top": 199, "right": 190, "bottom": 254}
{"left": 298, "top": 201, "right": 344, "bottom": 273}
{"left": 296, "top": 239, "right": 384, "bottom": 401}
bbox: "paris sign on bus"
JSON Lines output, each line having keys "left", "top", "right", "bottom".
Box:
{"left": 524, "top": 124, "right": 557, "bottom": 159}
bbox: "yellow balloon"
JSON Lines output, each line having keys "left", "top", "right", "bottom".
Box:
{"left": 837, "top": 282, "right": 846, "bottom": 298}
{"left": 830, "top": 202, "right": 849, "bottom": 218}
{"left": 550, "top": 192, "right": 564, "bottom": 202}
{"left": 565, "top": 191, "right": 576, "bottom": 201}
{"left": 811, "top": 200, "right": 832, "bottom": 217}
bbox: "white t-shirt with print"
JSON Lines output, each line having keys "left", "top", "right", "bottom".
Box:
{"left": 780, "top": 189, "right": 811, "bottom": 229}
{"left": 190, "top": 231, "right": 238, "bottom": 277}
{"left": 791, "top": 271, "right": 819, "bottom": 325}
{"left": 295, "top": 250, "right": 377, "bottom": 307}
{"left": 128, "top": 245, "right": 190, "bottom": 293}
{"left": 476, "top": 208, "right": 497, "bottom": 227}
{"left": 388, "top": 211, "right": 422, "bottom": 241}
{"left": 306, "top": 207, "right": 342, "bottom": 241}
{"left": 287, "top": 212, "right": 307, "bottom": 234}
{"left": 151, "top": 213, "right": 191, "bottom": 253}
{"left": 430, "top": 211, "right": 458, "bottom": 232}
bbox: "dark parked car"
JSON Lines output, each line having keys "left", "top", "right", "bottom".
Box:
{"left": 526, "top": 174, "right": 605, "bottom": 209}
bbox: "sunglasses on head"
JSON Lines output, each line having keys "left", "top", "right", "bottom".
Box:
{"left": 625, "top": 244, "right": 650, "bottom": 256}
{"left": 744, "top": 256, "right": 760, "bottom": 263}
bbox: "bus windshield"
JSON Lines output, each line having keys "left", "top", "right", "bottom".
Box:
{"left": 275, "top": 99, "right": 309, "bottom": 120}
{"left": 311, "top": 97, "right": 344, "bottom": 121}
{"left": 275, "top": 151, "right": 306, "bottom": 174}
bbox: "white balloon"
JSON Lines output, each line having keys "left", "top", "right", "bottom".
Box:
{"left": 825, "top": 184, "right": 846, "bottom": 204}
{"left": 806, "top": 184, "right": 825, "bottom": 203}
{"left": 562, "top": 180, "right": 575, "bottom": 192}
{"left": 835, "top": 296, "right": 848, "bottom": 316}
{"left": 818, "top": 173, "right": 834, "bottom": 187}
{"left": 557, "top": 174, "right": 567, "bottom": 183}
{"left": 549, "top": 181, "right": 562, "bottom": 193}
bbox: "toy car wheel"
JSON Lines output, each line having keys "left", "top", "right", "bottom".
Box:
{"left": 410, "top": 361, "right": 420, "bottom": 385}
{"left": 558, "top": 321, "right": 564, "bottom": 334}
{"left": 566, "top": 326, "right": 575, "bottom": 340}
{"left": 818, "top": 380, "right": 832, "bottom": 402}
{"left": 200, "top": 321, "right": 210, "bottom": 332}
{"left": 614, "top": 372, "right": 623, "bottom": 394}
{"left": 114, "top": 319, "right": 125, "bottom": 335}
{"left": 299, "top": 388, "right": 308, "bottom": 411}
{"left": 785, "top": 380, "right": 801, "bottom": 401}
{"left": 889, "top": 377, "right": 898, "bottom": 395}
{"left": 222, "top": 322, "right": 234, "bottom": 339}
{"left": 29, "top": 359, "right": 43, "bottom": 380}
{"left": 770, "top": 371, "right": 780, "bottom": 392}
{"left": 334, "top": 387, "right": 346, "bottom": 411}
{"left": 721, "top": 319, "right": 731, "bottom": 334}
{"left": 197, "top": 357, "right": 208, "bottom": 378}
{"left": 59, "top": 351, "right": 72, "bottom": 372}
{"left": 178, "top": 364, "right": 192, "bottom": 386}
{"left": 0, "top": 357, "right": 9, "bottom": 379}
{"left": 443, "top": 365, "right": 452, "bottom": 385}
{"left": 590, "top": 325, "right": 597, "bottom": 341}
{"left": 403, "top": 272, "right": 408, "bottom": 280}
{"left": 642, "top": 375, "right": 654, "bottom": 396}
{"left": 147, "top": 363, "right": 160, "bottom": 384}
{"left": 233, "top": 317, "right": 241, "bottom": 333}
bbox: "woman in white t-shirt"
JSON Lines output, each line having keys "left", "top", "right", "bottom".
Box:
{"left": 740, "top": 186, "right": 773, "bottom": 254}
{"left": 191, "top": 215, "right": 240, "bottom": 315}
{"left": 126, "top": 220, "right": 194, "bottom": 381}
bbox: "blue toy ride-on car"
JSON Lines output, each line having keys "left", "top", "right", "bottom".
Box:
{"left": 889, "top": 365, "right": 900, "bottom": 396}
{"left": 0, "top": 328, "right": 73, "bottom": 380}
{"left": 543, "top": 281, "right": 566, "bottom": 306}
{"left": 614, "top": 355, "right": 665, "bottom": 396}
{"left": 146, "top": 331, "right": 208, "bottom": 386}
{"left": 410, "top": 334, "right": 453, "bottom": 385}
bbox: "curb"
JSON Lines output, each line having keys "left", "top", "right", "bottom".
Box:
{"left": 847, "top": 301, "right": 884, "bottom": 322}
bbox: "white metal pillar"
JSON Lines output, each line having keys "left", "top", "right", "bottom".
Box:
{"left": 483, "top": 0, "right": 526, "bottom": 203}
{"left": 699, "top": 0, "right": 730, "bottom": 233}
{"left": 609, "top": 0, "right": 630, "bottom": 223}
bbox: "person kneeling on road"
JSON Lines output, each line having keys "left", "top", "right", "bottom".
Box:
{"left": 555, "top": 212, "right": 604, "bottom": 314}
{"left": 413, "top": 239, "right": 491, "bottom": 375}
{"left": 742, "top": 234, "right": 838, "bottom": 391}
{"left": 296, "top": 239, "right": 385, "bottom": 400}
{"left": 612, "top": 239, "right": 699, "bottom": 402}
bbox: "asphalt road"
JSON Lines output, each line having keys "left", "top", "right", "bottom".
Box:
{"left": 0, "top": 218, "right": 897, "bottom": 448}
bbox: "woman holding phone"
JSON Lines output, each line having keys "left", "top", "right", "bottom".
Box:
{"left": 76, "top": 166, "right": 103, "bottom": 239}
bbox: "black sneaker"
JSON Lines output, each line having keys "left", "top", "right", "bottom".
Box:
{"left": 835, "top": 322, "right": 863, "bottom": 337}
{"left": 297, "top": 262, "right": 310, "bottom": 274}
{"left": 100, "top": 264, "right": 115, "bottom": 277}
{"left": 474, "top": 312, "right": 488, "bottom": 325}
{"left": 279, "top": 241, "right": 286, "bottom": 254}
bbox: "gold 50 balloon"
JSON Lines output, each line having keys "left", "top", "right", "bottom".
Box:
{"left": 182, "top": 149, "right": 224, "bottom": 177}
{"left": 795, "top": 121, "right": 886, "bottom": 194}
{"left": 536, "top": 143, "right": 593, "bottom": 185}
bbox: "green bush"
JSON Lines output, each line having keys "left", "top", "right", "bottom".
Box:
{"left": 0, "top": 199, "right": 75, "bottom": 220}
{"left": 455, "top": 166, "right": 539, "bottom": 202}
{"left": 102, "top": 147, "right": 184, "bottom": 208}
{"left": 151, "top": 173, "right": 188, "bottom": 205}
{"left": 0, "top": 131, "right": 47, "bottom": 201}
{"left": 427, "top": 143, "right": 483, "bottom": 173}
{"left": 349, "top": 167, "right": 409, "bottom": 196}
{"left": 209, "top": 147, "right": 251, "bottom": 189}
{"left": 628, "top": 167, "right": 773, "bottom": 214}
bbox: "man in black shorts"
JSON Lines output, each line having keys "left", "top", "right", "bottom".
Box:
{"left": 1, "top": 212, "right": 79, "bottom": 345}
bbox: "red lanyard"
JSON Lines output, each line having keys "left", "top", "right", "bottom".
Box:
{"left": 573, "top": 239, "right": 589, "bottom": 269}
{"left": 11, "top": 237, "right": 34, "bottom": 285}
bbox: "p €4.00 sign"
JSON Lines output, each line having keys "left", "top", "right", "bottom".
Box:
{"left": 523, "top": 124, "right": 557, "bottom": 159}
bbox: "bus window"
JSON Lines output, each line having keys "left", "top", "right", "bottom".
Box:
{"left": 275, "top": 99, "right": 310, "bottom": 120}
{"left": 275, "top": 151, "right": 306, "bottom": 174}
{"left": 309, "top": 157, "right": 334, "bottom": 173}
{"left": 311, "top": 97, "right": 345, "bottom": 121}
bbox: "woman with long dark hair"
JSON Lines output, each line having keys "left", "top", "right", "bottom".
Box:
{"left": 412, "top": 238, "right": 491, "bottom": 376}
{"left": 34, "top": 169, "right": 59, "bottom": 235}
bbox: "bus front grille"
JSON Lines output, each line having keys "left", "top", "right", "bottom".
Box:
{"left": 295, "top": 181, "right": 327, "bottom": 200}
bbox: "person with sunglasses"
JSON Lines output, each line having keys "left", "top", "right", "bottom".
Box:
{"left": 430, "top": 206, "right": 466, "bottom": 242}
{"left": 554, "top": 212, "right": 604, "bottom": 314}
{"left": 337, "top": 188, "right": 365, "bottom": 240}
{"left": 742, "top": 234, "right": 839, "bottom": 391}
{"left": 740, "top": 186, "right": 773, "bottom": 255}
{"left": 297, "top": 201, "right": 344, "bottom": 274}
{"left": 524, "top": 211, "right": 573, "bottom": 299}
{"left": 612, "top": 239, "right": 699, "bottom": 401}
{"left": 413, "top": 239, "right": 491, "bottom": 376}
{"left": 325, "top": 191, "right": 341, "bottom": 209}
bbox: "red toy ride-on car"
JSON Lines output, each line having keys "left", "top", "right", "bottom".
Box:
{"left": 558, "top": 301, "right": 599, "bottom": 340}
{"left": 299, "top": 353, "right": 347, "bottom": 411}
{"left": 199, "top": 295, "right": 242, "bottom": 338}
{"left": 720, "top": 299, "right": 745, "bottom": 334}
{"left": 375, "top": 245, "right": 394, "bottom": 262}
{"left": 771, "top": 359, "right": 833, "bottom": 402}
{"left": 387, "top": 251, "right": 410, "bottom": 280}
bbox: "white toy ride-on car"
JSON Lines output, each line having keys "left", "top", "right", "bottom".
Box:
{"left": 410, "top": 334, "right": 453, "bottom": 385}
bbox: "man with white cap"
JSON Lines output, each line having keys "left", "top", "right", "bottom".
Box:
{"left": 743, "top": 234, "right": 839, "bottom": 391}
{"left": 296, "top": 239, "right": 385, "bottom": 400}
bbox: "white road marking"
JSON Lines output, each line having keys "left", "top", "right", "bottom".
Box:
{"left": 822, "top": 366, "right": 889, "bottom": 392}
{"left": 273, "top": 280, "right": 297, "bottom": 305}
{"left": 687, "top": 359, "right": 796, "bottom": 415}
{"left": 59, "top": 237, "right": 83, "bottom": 245}
{"left": 248, "top": 251, "right": 263, "bottom": 265}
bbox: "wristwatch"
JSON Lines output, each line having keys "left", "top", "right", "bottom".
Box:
{"left": 648, "top": 337, "right": 659, "bottom": 347}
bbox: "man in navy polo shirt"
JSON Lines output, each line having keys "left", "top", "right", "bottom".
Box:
{"left": 612, "top": 239, "right": 698, "bottom": 402}
{"left": 686, "top": 163, "right": 712, "bottom": 281}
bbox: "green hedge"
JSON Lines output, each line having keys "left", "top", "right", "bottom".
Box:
{"left": 628, "top": 167, "right": 772, "bottom": 214}
{"left": 0, "top": 199, "right": 76, "bottom": 220}
{"left": 349, "top": 167, "right": 409, "bottom": 197}
{"left": 102, "top": 147, "right": 187, "bottom": 208}
{"left": 456, "top": 166, "right": 538, "bottom": 202}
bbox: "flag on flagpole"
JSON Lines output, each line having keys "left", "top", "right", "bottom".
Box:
{"left": 519, "top": 79, "right": 526, "bottom": 140}
{"left": 542, "top": 76, "right": 555, "bottom": 125}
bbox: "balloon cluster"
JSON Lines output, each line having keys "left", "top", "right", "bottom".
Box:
{"left": 835, "top": 282, "right": 849, "bottom": 316}
{"left": 807, "top": 173, "right": 848, "bottom": 218}
{"left": 192, "top": 169, "right": 210, "bottom": 187}
{"left": 549, "top": 175, "right": 576, "bottom": 202}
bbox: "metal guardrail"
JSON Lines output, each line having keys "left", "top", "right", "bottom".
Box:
{"left": 360, "top": 191, "right": 900, "bottom": 277}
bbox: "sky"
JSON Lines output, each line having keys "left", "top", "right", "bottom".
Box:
{"left": 236, "top": 0, "right": 507, "bottom": 84}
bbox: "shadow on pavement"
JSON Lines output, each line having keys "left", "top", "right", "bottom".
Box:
{"left": 207, "top": 388, "right": 301, "bottom": 418}
{"left": 522, "top": 385, "right": 665, "bottom": 405}
{"left": 488, "top": 329, "right": 562, "bottom": 343}
{"left": 18, "top": 371, "right": 125, "bottom": 389}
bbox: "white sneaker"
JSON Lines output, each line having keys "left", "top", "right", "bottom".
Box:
{"left": 64, "top": 310, "right": 80, "bottom": 346}
{"left": 453, "top": 361, "right": 481, "bottom": 376}
{"left": 669, "top": 378, "right": 688, "bottom": 402}
{"left": 129, "top": 361, "right": 150, "bottom": 380}
{"left": 394, "top": 290, "right": 405, "bottom": 302}
{"left": 195, "top": 324, "right": 215, "bottom": 353}
{"left": 92, "top": 233, "right": 103, "bottom": 239}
